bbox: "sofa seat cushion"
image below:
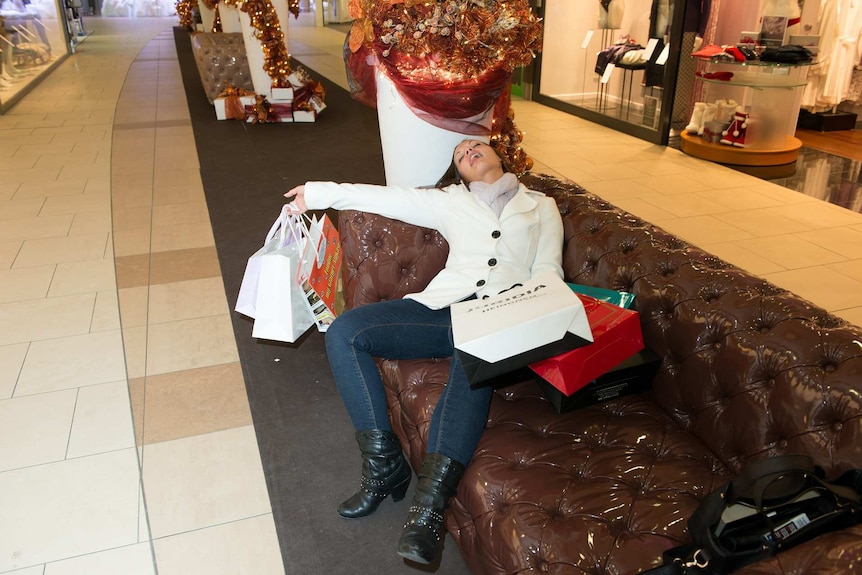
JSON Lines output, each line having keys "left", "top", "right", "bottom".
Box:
{"left": 380, "top": 358, "right": 730, "bottom": 575}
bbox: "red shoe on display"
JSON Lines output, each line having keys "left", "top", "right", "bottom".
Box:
{"left": 691, "top": 44, "right": 724, "bottom": 59}
{"left": 719, "top": 111, "right": 750, "bottom": 147}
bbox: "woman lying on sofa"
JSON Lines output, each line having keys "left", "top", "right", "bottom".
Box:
{"left": 283, "top": 139, "right": 564, "bottom": 565}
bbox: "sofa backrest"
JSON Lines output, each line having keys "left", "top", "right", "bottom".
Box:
{"left": 338, "top": 174, "right": 862, "bottom": 478}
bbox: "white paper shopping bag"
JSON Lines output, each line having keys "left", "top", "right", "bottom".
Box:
{"left": 451, "top": 270, "right": 593, "bottom": 386}
{"left": 235, "top": 206, "right": 314, "bottom": 342}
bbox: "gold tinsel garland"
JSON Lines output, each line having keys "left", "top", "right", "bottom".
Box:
{"left": 220, "top": 0, "right": 297, "bottom": 87}
{"left": 176, "top": 0, "right": 197, "bottom": 31}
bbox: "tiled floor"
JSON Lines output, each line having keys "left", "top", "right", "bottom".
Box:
{"left": 1, "top": 15, "right": 861, "bottom": 575}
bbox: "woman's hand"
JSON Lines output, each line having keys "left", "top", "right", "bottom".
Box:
{"left": 284, "top": 185, "right": 307, "bottom": 214}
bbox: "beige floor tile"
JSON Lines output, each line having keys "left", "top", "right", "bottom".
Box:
{"left": 0, "top": 342, "right": 28, "bottom": 399}
{"left": 70, "top": 210, "right": 113, "bottom": 235}
{"left": 0, "top": 293, "right": 95, "bottom": 346}
{"left": 734, "top": 235, "right": 847, "bottom": 270}
{"left": 0, "top": 214, "right": 73, "bottom": 243}
{"left": 604, "top": 197, "right": 678, "bottom": 223}
{"left": 151, "top": 201, "right": 210, "bottom": 227}
{"left": 574, "top": 161, "right": 651, "bottom": 181}
{"left": 139, "top": 362, "right": 252, "bottom": 445}
{"left": 113, "top": 206, "right": 154, "bottom": 231}
{"left": 142, "top": 426, "right": 272, "bottom": 538}
{"left": 0, "top": 449, "right": 141, "bottom": 572}
{"left": 695, "top": 168, "right": 767, "bottom": 190}
{"left": 67, "top": 381, "right": 136, "bottom": 459}
{"left": 41, "top": 193, "right": 110, "bottom": 216}
{"left": 128, "top": 377, "right": 145, "bottom": 446}
{"left": 631, "top": 174, "right": 714, "bottom": 195}
{"left": 145, "top": 314, "right": 238, "bottom": 376}
{"left": 826, "top": 259, "right": 862, "bottom": 283}
{"left": 0, "top": 197, "right": 45, "bottom": 220}
{"left": 43, "top": 542, "right": 156, "bottom": 575}
{"left": 792, "top": 227, "right": 862, "bottom": 260}
{"left": 113, "top": 228, "right": 153, "bottom": 258}
{"left": 5, "top": 565, "right": 43, "bottom": 575}
{"left": 15, "top": 178, "right": 89, "bottom": 200}
{"left": 118, "top": 286, "right": 149, "bottom": 328}
{"left": 115, "top": 253, "right": 151, "bottom": 289}
{"left": 700, "top": 242, "right": 788, "bottom": 276}
{"left": 653, "top": 215, "right": 755, "bottom": 246}
{"left": 150, "top": 221, "right": 215, "bottom": 253}
{"left": 577, "top": 178, "right": 662, "bottom": 203}
{"left": 17, "top": 330, "right": 127, "bottom": 396}
{"left": 15, "top": 233, "right": 109, "bottom": 268}
{"left": 147, "top": 277, "right": 228, "bottom": 325}
{"left": 762, "top": 266, "right": 862, "bottom": 313}
{"left": 0, "top": 390, "right": 77, "bottom": 471}
{"left": 640, "top": 193, "right": 732, "bottom": 218}
{"left": 768, "top": 202, "right": 862, "bottom": 229}
{"left": 49, "top": 259, "right": 116, "bottom": 297}
{"left": 148, "top": 246, "right": 222, "bottom": 285}
{"left": 0, "top": 240, "right": 22, "bottom": 269}
{"left": 835, "top": 307, "right": 862, "bottom": 328}
{"left": 712, "top": 209, "right": 814, "bottom": 237}
{"left": 153, "top": 515, "right": 284, "bottom": 575}
{"left": 152, "top": 181, "right": 206, "bottom": 206}
{"left": 92, "top": 289, "right": 122, "bottom": 332}
{"left": 0, "top": 265, "right": 54, "bottom": 303}
{"left": 122, "top": 326, "right": 148, "bottom": 380}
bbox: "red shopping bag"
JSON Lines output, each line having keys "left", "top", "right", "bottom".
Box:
{"left": 529, "top": 294, "right": 644, "bottom": 395}
{"left": 298, "top": 213, "right": 342, "bottom": 332}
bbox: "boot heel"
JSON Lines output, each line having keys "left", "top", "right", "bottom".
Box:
{"left": 391, "top": 474, "right": 411, "bottom": 502}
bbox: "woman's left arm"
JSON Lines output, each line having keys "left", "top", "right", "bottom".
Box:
{"left": 530, "top": 196, "right": 565, "bottom": 280}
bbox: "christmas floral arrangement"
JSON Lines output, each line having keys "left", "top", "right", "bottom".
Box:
{"left": 345, "top": 0, "right": 543, "bottom": 174}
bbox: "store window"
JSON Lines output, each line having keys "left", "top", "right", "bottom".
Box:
{"left": 532, "top": 0, "right": 684, "bottom": 144}
{"left": 1, "top": 0, "right": 70, "bottom": 111}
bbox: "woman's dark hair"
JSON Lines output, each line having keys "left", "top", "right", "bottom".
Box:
{"left": 432, "top": 142, "right": 510, "bottom": 188}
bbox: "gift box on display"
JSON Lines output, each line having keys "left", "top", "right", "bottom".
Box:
{"left": 270, "top": 86, "right": 294, "bottom": 102}
{"left": 529, "top": 293, "right": 645, "bottom": 396}
{"left": 214, "top": 92, "right": 256, "bottom": 120}
{"left": 451, "top": 271, "right": 593, "bottom": 388}
{"left": 537, "top": 349, "right": 662, "bottom": 413}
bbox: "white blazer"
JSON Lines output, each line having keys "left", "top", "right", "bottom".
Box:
{"left": 304, "top": 181, "right": 564, "bottom": 310}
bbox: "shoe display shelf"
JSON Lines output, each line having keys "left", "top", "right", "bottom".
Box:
{"left": 680, "top": 60, "right": 810, "bottom": 177}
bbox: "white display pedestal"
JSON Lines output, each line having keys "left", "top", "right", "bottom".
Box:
{"left": 198, "top": 2, "right": 215, "bottom": 32}
{"left": 220, "top": 3, "right": 242, "bottom": 33}
{"left": 239, "top": 0, "right": 289, "bottom": 96}
{"left": 376, "top": 69, "right": 491, "bottom": 188}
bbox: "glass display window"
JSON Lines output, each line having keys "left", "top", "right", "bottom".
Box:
{"left": 531, "top": 0, "right": 685, "bottom": 144}
{"left": 1, "top": 0, "right": 70, "bottom": 111}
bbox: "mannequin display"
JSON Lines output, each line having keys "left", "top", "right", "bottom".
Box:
{"left": 760, "top": 0, "right": 802, "bottom": 39}
{"left": 819, "top": 0, "right": 862, "bottom": 107}
{"left": 598, "top": 0, "right": 625, "bottom": 29}
{"left": 801, "top": 0, "right": 838, "bottom": 110}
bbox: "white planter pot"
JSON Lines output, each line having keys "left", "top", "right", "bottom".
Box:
{"left": 375, "top": 69, "right": 492, "bottom": 188}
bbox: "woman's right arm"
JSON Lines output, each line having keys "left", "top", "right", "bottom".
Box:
{"left": 284, "top": 182, "right": 449, "bottom": 230}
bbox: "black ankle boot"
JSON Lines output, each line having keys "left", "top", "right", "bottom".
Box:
{"left": 338, "top": 429, "right": 412, "bottom": 519}
{"left": 396, "top": 453, "right": 465, "bottom": 564}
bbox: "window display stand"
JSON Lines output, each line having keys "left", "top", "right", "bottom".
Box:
{"left": 594, "top": 27, "right": 618, "bottom": 113}
{"left": 680, "top": 60, "right": 810, "bottom": 178}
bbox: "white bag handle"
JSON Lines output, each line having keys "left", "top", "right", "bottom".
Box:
{"left": 264, "top": 205, "right": 304, "bottom": 249}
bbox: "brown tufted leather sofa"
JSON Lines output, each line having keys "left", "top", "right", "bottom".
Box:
{"left": 337, "top": 173, "right": 862, "bottom": 575}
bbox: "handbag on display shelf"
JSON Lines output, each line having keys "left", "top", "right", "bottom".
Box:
{"left": 450, "top": 270, "right": 593, "bottom": 387}
{"left": 296, "top": 213, "right": 342, "bottom": 332}
{"left": 235, "top": 205, "right": 315, "bottom": 343}
{"left": 638, "top": 455, "right": 862, "bottom": 575}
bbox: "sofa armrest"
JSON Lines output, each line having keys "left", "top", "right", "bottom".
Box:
{"left": 338, "top": 210, "right": 448, "bottom": 309}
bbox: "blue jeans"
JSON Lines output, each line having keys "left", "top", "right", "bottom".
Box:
{"left": 324, "top": 298, "right": 493, "bottom": 466}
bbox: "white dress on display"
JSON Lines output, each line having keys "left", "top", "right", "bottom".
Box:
{"left": 801, "top": 0, "right": 838, "bottom": 110}
{"left": 820, "top": 0, "right": 862, "bottom": 106}
{"left": 598, "top": 0, "right": 625, "bottom": 29}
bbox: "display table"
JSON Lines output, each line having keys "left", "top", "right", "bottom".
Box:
{"left": 681, "top": 60, "right": 809, "bottom": 175}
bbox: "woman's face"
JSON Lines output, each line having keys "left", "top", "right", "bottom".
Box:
{"left": 453, "top": 140, "right": 504, "bottom": 185}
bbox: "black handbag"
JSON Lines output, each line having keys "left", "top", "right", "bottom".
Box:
{"left": 640, "top": 455, "right": 862, "bottom": 575}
